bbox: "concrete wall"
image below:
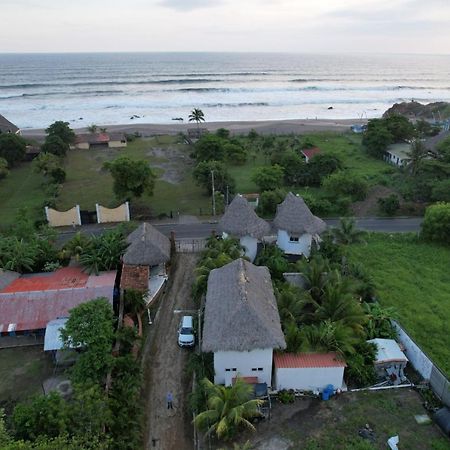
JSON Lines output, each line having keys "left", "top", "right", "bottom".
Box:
{"left": 214, "top": 348, "right": 273, "bottom": 386}
{"left": 276, "top": 230, "right": 312, "bottom": 256}
{"left": 275, "top": 366, "right": 345, "bottom": 392}
{"left": 96, "top": 202, "right": 130, "bottom": 223}
{"left": 74, "top": 142, "right": 90, "bottom": 150}
{"left": 240, "top": 236, "right": 258, "bottom": 262}
{"left": 45, "top": 205, "right": 81, "bottom": 227}
{"left": 108, "top": 140, "right": 127, "bottom": 148}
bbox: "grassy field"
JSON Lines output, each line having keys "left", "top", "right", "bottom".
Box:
{"left": 0, "top": 347, "right": 53, "bottom": 403}
{"left": 348, "top": 233, "right": 450, "bottom": 376}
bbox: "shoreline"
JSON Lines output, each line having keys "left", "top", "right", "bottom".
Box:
{"left": 21, "top": 118, "right": 367, "bottom": 139}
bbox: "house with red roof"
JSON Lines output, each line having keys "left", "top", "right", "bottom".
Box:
{"left": 301, "top": 146, "right": 321, "bottom": 163}
{"left": 0, "top": 266, "right": 117, "bottom": 337}
{"left": 274, "top": 352, "right": 346, "bottom": 392}
{"left": 73, "top": 132, "right": 127, "bottom": 150}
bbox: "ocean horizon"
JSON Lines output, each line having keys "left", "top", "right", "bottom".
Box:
{"left": 1, "top": 52, "right": 450, "bottom": 129}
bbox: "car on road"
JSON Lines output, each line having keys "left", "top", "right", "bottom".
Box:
{"left": 178, "top": 315, "right": 195, "bottom": 347}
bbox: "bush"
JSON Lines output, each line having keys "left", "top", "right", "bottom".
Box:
{"left": 322, "top": 172, "right": 368, "bottom": 202}
{"left": 421, "top": 202, "right": 450, "bottom": 244}
{"left": 251, "top": 165, "right": 284, "bottom": 191}
{"left": 50, "top": 166, "right": 66, "bottom": 184}
{"left": 431, "top": 179, "right": 450, "bottom": 202}
{"left": 0, "top": 133, "right": 26, "bottom": 166}
{"left": 257, "top": 189, "right": 286, "bottom": 216}
{"left": 277, "top": 390, "right": 295, "bottom": 404}
{"left": 377, "top": 194, "right": 400, "bottom": 216}
{"left": 345, "top": 342, "right": 377, "bottom": 387}
{"left": 41, "top": 135, "right": 69, "bottom": 157}
{"left": 0, "top": 157, "right": 9, "bottom": 180}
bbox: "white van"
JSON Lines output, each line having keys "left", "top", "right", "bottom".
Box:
{"left": 178, "top": 315, "right": 195, "bottom": 347}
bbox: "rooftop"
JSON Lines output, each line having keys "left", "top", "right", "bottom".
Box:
{"left": 0, "top": 114, "right": 19, "bottom": 134}
{"left": 75, "top": 132, "right": 126, "bottom": 145}
{"left": 274, "top": 352, "right": 346, "bottom": 369}
{"left": 367, "top": 338, "right": 408, "bottom": 364}
{"left": 385, "top": 143, "right": 411, "bottom": 160}
{"left": 301, "top": 147, "right": 321, "bottom": 160}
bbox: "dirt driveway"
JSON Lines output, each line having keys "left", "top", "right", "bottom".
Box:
{"left": 142, "top": 254, "right": 198, "bottom": 450}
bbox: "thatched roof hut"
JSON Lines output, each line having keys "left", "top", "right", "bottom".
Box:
{"left": 274, "top": 192, "right": 326, "bottom": 235}
{"left": 0, "top": 114, "right": 19, "bottom": 134}
{"left": 202, "top": 259, "right": 286, "bottom": 353}
{"left": 123, "top": 223, "right": 170, "bottom": 266}
{"left": 218, "top": 195, "right": 270, "bottom": 239}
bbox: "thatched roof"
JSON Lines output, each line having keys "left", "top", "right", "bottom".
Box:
{"left": 218, "top": 195, "right": 270, "bottom": 239}
{"left": 202, "top": 259, "right": 286, "bottom": 353}
{"left": 123, "top": 223, "right": 170, "bottom": 266}
{"left": 274, "top": 192, "right": 326, "bottom": 235}
{"left": 0, "top": 114, "right": 19, "bottom": 134}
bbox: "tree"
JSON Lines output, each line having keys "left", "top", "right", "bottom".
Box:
{"left": 87, "top": 124, "right": 98, "bottom": 134}
{"left": 61, "top": 298, "right": 115, "bottom": 385}
{"left": 362, "top": 119, "right": 393, "bottom": 158}
{"left": 251, "top": 165, "right": 284, "bottom": 191}
{"left": 0, "top": 133, "right": 26, "bottom": 166}
{"left": 431, "top": 179, "right": 450, "bottom": 202}
{"left": 254, "top": 244, "right": 290, "bottom": 280}
{"left": 33, "top": 152, "right": 66, "bottom": 184}
{"left": 45, "top": 121, "right": 75, "bottom": 145}
{"left": 41, "top": 135, "right": 69, "bottom": 157}
{"left": 189, "top": 108, "right": 205, "bottom": 128}
{"left": 420, "top": 202, "right": 450, "bottom": 244}
{"left": 308, "top": 153, "right": 343, "bottom": 183}
{"left": 322, "top": 171, "right": 368, "bottom": 201}
{"left": 257, "top": 189, "right": 286, "bottom": 216}
{"left": 0, "top": 236, "right": 37, "bottom": 272}
{"left": 332, "top": 218, "right": 366, "bottom": 245}
{"left": 194, "top": 134, "right": 226, "bottom": 162}
{"left": 383, "top": 114, "right": 416, "bottom": 142}
{"left": 224, "top": 142, "right": 247, "bottom": 164}
{"left": 436, "top": 136, "right": 450, "bottom": 163}
{"left": 104, "top": 156, "right": 156, "bottom": 200}
{"left": 193, "top": 378, "right": 262, "bottom": 441}
{"left": 0, "top": 157, "right": 9, "bottom": 180}
{"left": 377, "top": 194, "right": 400, "bottom": 216}
{"left": 404, "top": 139, "right": 427, "bottom": 176}
{"left": 193, "top": 160, "right": 235, "bottom": 195}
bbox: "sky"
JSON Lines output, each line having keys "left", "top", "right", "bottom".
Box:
{"left": 1, "top": 0, "right": 450, "bottom": 53}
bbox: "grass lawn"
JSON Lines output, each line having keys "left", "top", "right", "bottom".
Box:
{"left": 347, "top": 233, "right": 450, "bottom": 376}
{"left": 0, "top": 347, "right": 53, "bottom": 403}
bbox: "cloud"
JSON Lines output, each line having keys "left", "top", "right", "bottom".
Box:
{"left": 158, "top": 0, "right": 222, "bottom": 11}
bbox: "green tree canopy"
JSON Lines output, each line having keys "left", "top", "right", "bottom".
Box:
{"left": 0, "top": 133, "right": 26, "bottom": 166}
{"left": 45, "top": 121, "right": 75, "bottom": 145}
{"left": 41, "top": 135, "right": 69, "bottom": 157}
{"left": 0, "top": 157, "right": 9, "bottom": 180}
{"left": 194, "top": 134, "right": 226, "bottom": 162}
{"left": 421, "top": 202, "right": 450, "bottom": 244}
{"left": 322, "top": 171, "right": 368, "bottom": 201}
{"left": 251, "top": 164, "right": 284, "bottom": 191}
{"left": 362, "top": 119, "right": 393, "bottom": 158}
{"left": 104, "top": 156, "right": 156, "bottom": 200}
{"left": 188, "top": 108, "right": 205, "bottom": 126}
{"left": 193, "top": 160, "right": 235, "bottom": 195}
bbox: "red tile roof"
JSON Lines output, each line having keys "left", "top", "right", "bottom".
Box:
{"left": 0, "top": 267, "right": 116, "bottom": 332}
{"left": 274, "top": 352, "right": 346, "bottom": 368}
{"left": 301, "top": 147, "right": 321, "bottom": 160}
{"left": 232, "top": 376, "right": 259, "bottom": 385}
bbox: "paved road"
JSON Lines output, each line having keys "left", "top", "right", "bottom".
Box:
{"left": 56, "top": 217, "right": 423, "bottom": 244}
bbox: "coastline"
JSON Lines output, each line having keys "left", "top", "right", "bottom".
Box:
{"left": 21, "top": 117, "right": 367, "bottom": 139}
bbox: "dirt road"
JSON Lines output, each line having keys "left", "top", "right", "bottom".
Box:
{"left": 142, "top": 254, "right": 198, "bottom": 450}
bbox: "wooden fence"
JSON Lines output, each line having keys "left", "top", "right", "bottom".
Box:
{"left": 174, "top": 239, "right": 207, "bottom": 253}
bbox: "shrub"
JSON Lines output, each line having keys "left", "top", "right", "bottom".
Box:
{"left": 251, "top": 165, "right": 284, "bottom": 191}
{"left": 322, "top": 172, "right": 368, "bottom": 201}
{"left": 377, "top": 194, "right": 400, "bottom": 216}
{"left": 257, "top": 189, "right": 286, "bottom": 216}
{"left": 0, "top": 133, "right": 26, "bottom": 166}
{"left": 277, "top": 390, "right": 295, "bottom": 404}
{"left": 421, "top": 202, "right": 450, "bottom": 244}
{"left": 0, "top": 157, "right": 9, "bottom": 180}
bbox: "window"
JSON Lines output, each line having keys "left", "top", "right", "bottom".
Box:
{"left": 289, "top": 236, "right": 299, "bottom": 243}
{"left": 251, "top": 368, "right": 257, "bottom": 372}
{"left": 225, "top": 368, "right": 231, "bottom": 372}
{"left": 232, "top": 368, "right": 237, "bottom": 371}
{"left": 258, "top": 368, "right": 263, "bottom": 371}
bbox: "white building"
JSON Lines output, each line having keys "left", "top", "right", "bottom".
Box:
{"left": 384, "top": 143, "right": 410, "bottom": 167}
{"left": 368, "top": 338, "right": 408, "bottom": 381}
{"left": 218, "top": 195, "right": 270, "bottom": 262}
{"left": 202, "top": 259, "right": 286, "bottom": 387}
{"left": 274, "top": 352, "right": 346, "bottom": 392}
{"left": 274, "top": 192, "right": 326, "bottom": 257}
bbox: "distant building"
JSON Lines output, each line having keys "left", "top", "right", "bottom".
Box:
{"left": 350, "top": 124, "right": 367, "bottom": 134}
{"left": 0, "top": 267, "right": 116, "bottom": 337}
{"left": 301, "top": 147, "right": 321, "bottom": 163}
{"left": 0, "top": 114, "right": 20, "bottom": 135}
{"left": 368, "top": 338, "right": 408, "bottom": 383}
{"left": 73, "top": 132, "right": 127, "bottom": 150}
{"left": 218, "top": 194, "right": 270, "bottom": 262}
{"left": 241, "top": 193, "right": 260, "bottom": 209}
{"left": 384, "top": 143, "right": 410, "bottom": 167}
{"left": 274, "top": 192, "right": 326, "bottom": 258}
{"left": 202, "top": 259, "right": 286, "bottom": 387}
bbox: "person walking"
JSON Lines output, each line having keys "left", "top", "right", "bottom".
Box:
{"left": 166, "top": 391, "right": 174, "bottom": 410}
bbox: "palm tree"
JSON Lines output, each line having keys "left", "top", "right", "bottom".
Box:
{"left": 193, "top": 378, "right": 262, "bottom": 441}
{"left": 404, "top": 139, "right": 427, "bottom": 176}
{"left": 332, "top": 218, "right": 366, "bottom": 245}
{"left": 364, "top": 302, "right": 397, "bottom": 339}
{"left": 189, "top": 108, "right": 205, "bottom": 129}
{"left": 296, "top": 255, "right": 330, "bottom": 301}
{"left": 87, "top": 124, "right": 98, "bottom": 134}
{"left": 276, "top": 284, "right": 309, "bottom": 327}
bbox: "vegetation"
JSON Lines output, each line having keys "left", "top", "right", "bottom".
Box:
{"left": 193, "top": 160, "right": 235, "bottom": 196}
{"left": 189, "top": 108, "right": 205, "bottom": 128}
{"left": 0, "top": 157, "right": 8, "bottom": 180}
{"left": 41, "top": 135, "right": 69, "bottom": 157}
{"left": 45, "top": 121, "right": 75, "bottom": 145}
{"left": 251, "top": 164, "right": 284, "bottom": 191}
{"left": 421, "top": 202, "right": 450, "bottom": 245}
{"left": 0, "top": 133, "right": 27, "bottom": 167}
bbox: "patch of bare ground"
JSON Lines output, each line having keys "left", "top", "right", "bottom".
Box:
{"left": 351, "top": 185, "right": 403, "bottom": 217}
{"left": 141, "top": 254, "right": 198, "bottom": 450}
{"left": 148, "top": 147, "right": 194, "bottom": 184}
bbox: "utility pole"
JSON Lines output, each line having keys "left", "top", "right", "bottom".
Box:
{"left": 211, "top": 169, "right": 216, "bottom": 216}
{"left": 226, "top": 184, "right": 229, "bottom": 207}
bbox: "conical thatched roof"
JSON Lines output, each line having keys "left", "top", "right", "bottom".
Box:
{"left": 218, "top": 195, "right": 270, "bottom": 239}
{"left": 274, "top": 192, "right": 326, "bottom": 235}
{"left": 202, "top": 259, "right": 286, "bottom": 353}
{"left": 123, "top": 223, "right": 170, "bottom": 266}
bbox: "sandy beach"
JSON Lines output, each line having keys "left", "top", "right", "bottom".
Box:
{"left": 21, "top": 118, "right": 367, "bottom": 140}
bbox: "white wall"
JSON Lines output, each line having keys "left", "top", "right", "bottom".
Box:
{"left": 214, "top": 348, "right": 273, "bottom": 386}
{"left": 275, "top": 367, "right": 345, "bottom": 392}
{"left": 276, "top": 230, "right": 312, "bottom": 257}
{"left": 240, "top": 236, "right": 258, "bottom": 262}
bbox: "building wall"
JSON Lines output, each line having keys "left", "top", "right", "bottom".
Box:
{"left": 108, "top": 140, "right": 127, "bottom": 148}
{"left": 276, "top": 230, "right": 312, "bottom": 256}
{"left": 45, "top": 205, "right": 81, "bottom": 227}
{"left": 96, "top": 202, "right": 130, "bottom": 223}
{"left": 74, "top": 142, "right": 90, "bottom": 150}
{"left": 385, "top": 152, "right": 406, "bottom": 167}
{"left": 240, "top": 236, "right": 258, "bottom": 262}
{"left": 214, "top": 348, "right": 273, "bottom": 386}
{"left": 275, "top": 367, "right": 345, "bottom": 392}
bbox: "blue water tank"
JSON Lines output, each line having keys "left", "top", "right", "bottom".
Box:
{"left": 321, "top": 384, "right": 334, "bottom": 401}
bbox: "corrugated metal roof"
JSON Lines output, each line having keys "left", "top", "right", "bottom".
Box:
{"left": 274, "top": 352, "right": 346, "bottom": 368}
{"left": 301, "top": 147, "right": 321, "bottom": 159}
{"left": 367, "top": 338, "right": 408, "bottom": 364}
{"left": 44, "top": 318, "right": 68, "bottom": 351}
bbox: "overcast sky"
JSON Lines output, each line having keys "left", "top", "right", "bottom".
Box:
{"left": 1, "top": 0, "right": 450, "bottom": 53}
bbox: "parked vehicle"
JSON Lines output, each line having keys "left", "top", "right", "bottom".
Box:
{"left": 178, "top": 315, "right": 195, "bottom": 347}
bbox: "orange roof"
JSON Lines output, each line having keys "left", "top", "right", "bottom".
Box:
{"left": 232, "top": 376, "right": 259, "bottom": 385}
{"left": 274, "top": 352, "right": 346, "bottom": 368}
{"left": 301, "top": 147, "right": 321, "bottom": 159}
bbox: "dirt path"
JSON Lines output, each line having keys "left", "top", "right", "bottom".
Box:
{"left": 142, "top": 254, "right": 198, "bottom": 450}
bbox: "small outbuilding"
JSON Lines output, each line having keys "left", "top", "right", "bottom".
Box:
{"left": 367, "top": 338, "right": 408, "bottom": 382}
{"left": 274, "top": 352, "right": 346, "bottom": 392}
{"left": 44, "top": 318, "right": 68, "bottom": 351}
{"left": 0, "top": 114, "right": 20, "bottom": 134}
{"left": 73, "top": 132, "right": 127, "bottom": 150}
{"left": 301, "top": 147, "right": 321, "bottom": 163}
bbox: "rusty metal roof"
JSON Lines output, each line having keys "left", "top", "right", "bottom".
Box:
{"left": 274, "top": 352, "right": 346, "bottom": 369}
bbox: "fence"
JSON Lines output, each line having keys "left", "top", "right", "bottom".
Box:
{"left": 393, "top": 321, "right": 450, "bottom": 407}
{"left": 175, "top": 239, "right": 207, "bottom": 253}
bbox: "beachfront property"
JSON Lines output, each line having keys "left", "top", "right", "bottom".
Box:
{"left": 72, "top": 132, "right": 127, "bottom": 150}
{"left": 274, "top": 192, "right": 327, "bottom": 258}
{"left": 218, "top": 194, "right": 270, "bottom": 262}
{"left": 202, "top": 259, "right": 286, "bottom": 387}
{"left": 0, "top": 114, "right": 20, "bottom": 134}
{"left": 0, "top": 267, "right": 116, "bottom": 340}
{"left": 301, "top": 146, "right": 321, "bottom": 163}
{"left": 384, "top": 143, "right": 410, "bottom": 167}
{"left": 120, "top": 223, "right": 171, "bottom": 304}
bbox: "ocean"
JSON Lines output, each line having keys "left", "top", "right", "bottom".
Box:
{"left": 1, "top": 52, "right": 449, "bottom": 129}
